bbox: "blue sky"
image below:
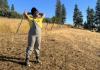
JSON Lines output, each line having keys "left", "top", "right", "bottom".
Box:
{"left": 8, "top": 0, "right": 96, "bottom": 24}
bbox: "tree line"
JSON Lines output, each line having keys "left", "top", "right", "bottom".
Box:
{"left": 43, "top": 0, "right": 66, "bottom": 24}
{"left": 0, "top": 0, "right": 66, "bottom": 23}
{"left": 0, "top": 0, "right": 22, "bottom": 18}
{"left": 73, "top": 0, "right": 100, "bottom": 32}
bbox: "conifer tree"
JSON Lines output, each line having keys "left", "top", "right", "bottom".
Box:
{"left": 95, "top": 0, "right": 100, "bottom": 31}
{"left": 73, "top": 4, "right": 83, "bottom": 28}
{"left": 87, "top": 7, "right": 95, "bottom": 30}
{"left": 61, "top": 4, "right": 66, "bottom": 24}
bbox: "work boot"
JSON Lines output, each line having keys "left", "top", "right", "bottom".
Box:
{"left": 25, "top": 58, "right": 30, "bottom": 67}
{"left": 35, "top": 56, "right": 42, "bottom": 64}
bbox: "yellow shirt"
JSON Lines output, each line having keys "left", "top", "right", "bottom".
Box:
{"left": 26, "top": 15, "right": 44, "bottom": 28}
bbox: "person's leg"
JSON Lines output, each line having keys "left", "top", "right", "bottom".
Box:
{"left": 34, "top": 35, "right": 41, "bottom": 63}
{"left": 25, "top": 35, "right": 36, "bottom": 66}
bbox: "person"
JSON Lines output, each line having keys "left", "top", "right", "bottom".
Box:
{"left": 24, "top": 7, "right": 44, "bottom": 66}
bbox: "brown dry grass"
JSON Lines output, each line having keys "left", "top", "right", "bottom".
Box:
{"left": 0, "top": 17, "right": 100, "bottom": 70}
{"left": 0, "top": 17, "right": 64, "bottom": 33}
{"left": 0, "top": 17, "right": 29, "bottom": 33}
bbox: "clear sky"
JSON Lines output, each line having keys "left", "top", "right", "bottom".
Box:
{"left": 8, "top": 0, "right": 96, "bottom": 24}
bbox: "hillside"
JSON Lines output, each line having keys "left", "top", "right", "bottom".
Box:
{"left": 0, "top": 17, "right": 100, "bottom": 70}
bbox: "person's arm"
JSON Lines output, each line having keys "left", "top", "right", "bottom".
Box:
{"left": 24, "top": 12, "right": 33, "bottom": 21}
{"left": 38, "top": 13, "right": 45, "bottom": 18}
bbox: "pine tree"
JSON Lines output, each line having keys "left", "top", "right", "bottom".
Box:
{"left": 55, "top": 0, "right": 62, "bottom": 23}
{"left": 61, "top": 4, "right": 66, "bottom": 24}
{"left": 51, "top": 16, "right": 56, "bottom": 23}
{"left": 0, "top": 0, "right": 9, "bottom": 10}
{"left": 78, "top": 11, "right": 83, "bottom": 26}
{"left": 84, "top": 21, "right": 88, "bottom": 29}
{"left": 73, "top": 4, "right": 83, "bottom": 28}
{"left": 95, "top": 0, "right": 100, "bottom": 31}
{"left": 87, "top": 7, "right": 95, "bottom": 30}
{"left": 0, "top": 0, "right": 10, "bottom": 17}
{"left": 11, "top": 4, "right": 15, "bottom": 12}
{"left": 73, "top": 4, "right": 79, "bottom": 27}
{"left": 4, "top": 0, "right": 9, "bottom": 10}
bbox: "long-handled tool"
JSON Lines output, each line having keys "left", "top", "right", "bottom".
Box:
{"left": 16, "top": 15, "right": 24, "bottom": 33}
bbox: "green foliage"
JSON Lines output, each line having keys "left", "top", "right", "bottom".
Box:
{"left": 0, "top": 0, "right": 9, "bottom": 17}
{"left": 51, "top": 16, "right": 56, "bottom": 23}
{"left": 87, "top": 7, "right": 95, "bottom": 30}
{"left": 55, "top": 0, "right": 62, "bottom": 19}
{"left": 73, "top": 4, "right": 83, "bottom": 28}
{"left": 10, "top": 11, "right": 22, "bottom": 18}
{"left": 95, "top": 0, "right": 100, "bottom": 31}
{"left": 0, "top": 0, "right": 22, "bottom": 18}
{"left": 11, "top": 4, "right": 15, "bottom": 12}
{"left": 43, "top": 0, "right": 67, "bottom": 24}
{"left": 61, "top": 4, "right": 66, "bottom": 24}
{"left": 43, "top": 17, "right": 61, "bottom": 24}
{"left": 43, "top": 18, "right": 51, "bottom": 23}
{"left": 0, "top": 0, "right": 9, "bottom": 10}
{"left": 0, "top": 10, "right": 2, "bottom": 16}
{"left": 5, "top": 0, "right": 9, "bottom": 10}
{"left": 84, "top": 21, "right": 88, "bottom": 29}
{"left": 55, "top": 0, "right": 66, "bottom": 24}
{"left": 9, "top": 4, "right": 22, "bottom": 18}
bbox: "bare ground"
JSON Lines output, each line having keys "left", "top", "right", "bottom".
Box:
{"left": 0, "top": 28, "right": 100, "bottom": 70}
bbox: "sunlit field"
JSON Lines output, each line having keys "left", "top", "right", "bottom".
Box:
{"left": 0, "top": 17, "right": 67, "bottom": 33}
{"left": 0, "top": 17, "right": 100, "bottom": 70}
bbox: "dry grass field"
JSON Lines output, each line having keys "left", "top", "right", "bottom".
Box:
{"left": 0, "top": 17, "right": 100, "bottom": 70}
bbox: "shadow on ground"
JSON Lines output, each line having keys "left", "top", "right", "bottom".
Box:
{"left": 0, "top": 54, "right": 25, "bottom": 66}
